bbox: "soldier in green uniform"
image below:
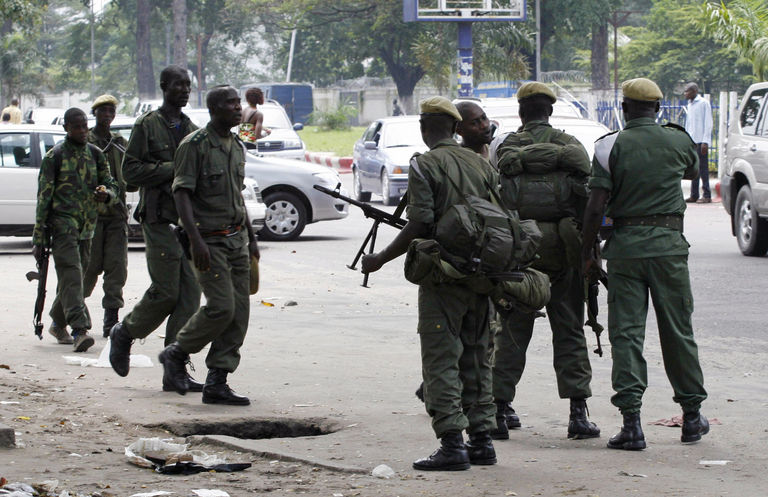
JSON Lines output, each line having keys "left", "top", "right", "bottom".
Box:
{"left": 83, "top": 94, "right": 130, "bottom": 337}
{"left": 581, "top": 78, "right": 709, "bottom": 450}
{"left": 362, "top": 97, "right": 498, "bottom": 471}
{"left": 158, "top": 85, "right": 259, "bottom": 405}
{"left": 487, "top": 82, "right": 600, "bottom": 441}
{"left": 109, "top": 65, "right": 203, "bottom": 391}
{"left": 34, "top": 108, "right": 119, "bottom": 352}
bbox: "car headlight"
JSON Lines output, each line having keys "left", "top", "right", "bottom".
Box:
{"left": 284, "top": 139, "right": 303, "bottom": 149}
{"left": 313, "top": 171, "right": 341, "bottom": 187}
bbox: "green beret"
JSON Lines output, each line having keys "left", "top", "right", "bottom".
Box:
{"left": 621, "top": 78, "right": 663, "bottom": 101}
{"left": 91, "top": 94, "right": 118, "bottom": 110}
{"left": 516, "top": 82, "right": 557, "bottom": 103}
{"left": 419, "top": 96, "right": 462, "bottom": 121}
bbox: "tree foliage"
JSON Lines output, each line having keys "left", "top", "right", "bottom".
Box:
{"left": 701, "top": 0, "right": 768, "bottom": 81}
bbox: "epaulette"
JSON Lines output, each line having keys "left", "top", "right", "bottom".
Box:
{"left": 188, "top": 127, "right": 209, "bottom": 144}
{"left": 662, "top": 122, "right": 695, "bottom": 144}
{"left": 595, "top": 129, "right": 619, "bottom": 142}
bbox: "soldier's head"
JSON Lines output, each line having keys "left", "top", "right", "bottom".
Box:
{"left": 207, "top": 85, "right": 242, "bottom": 132}
{"left": 63, "top": 108, "right": 88, "bottom": 145}
{"left": 245, "top": 87, "right": 264, "bottom": 107}
{"left": 160, "top": 65, "right": 191, "bottom": 110}
{"left": 517, "top": 82, "right": 556, "bottom": 124}
{"left": 621, "top": 78, "right": 662, "bottom": 120}
{"left": 455, "top": 101, "right": 492, "bottom": 151}
{"left": 419, "top": 96, "right": 461, "bottom": 149}
{"left": 11, "top": 99, "right": 19, "bottom": 107}
{"left": 91, "top": 94, "right": 118, "bottom": 129}
{"left": 683, "top": 82, "right": 699, "bottom": 101}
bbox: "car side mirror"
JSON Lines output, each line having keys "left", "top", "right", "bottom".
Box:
{"left": 293, "top": 123, "right": 304, "bottom": 131}
{"left": 364, "top": 141, "right": 378, "bottom": 150}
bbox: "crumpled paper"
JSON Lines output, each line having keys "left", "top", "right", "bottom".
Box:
{"left": 63, "top": 340, "right": 153, "bottom": 368}
{"left": 126, "top": 438, "right": 250, "bottom": 474}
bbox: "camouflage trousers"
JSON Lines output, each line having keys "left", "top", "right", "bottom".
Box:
{"left": 49, "top": 224, "right": 92, "bottom": 331}
{"left": 83, "top": 217, "right": 128, "bottom": 310}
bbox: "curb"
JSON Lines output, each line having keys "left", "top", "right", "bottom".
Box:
{"left": 304, "top": 151, "right": 353, "bottom": 174}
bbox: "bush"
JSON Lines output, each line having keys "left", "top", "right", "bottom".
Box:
{"left": 310, "top": 104, "right": 357, "bottom": 131}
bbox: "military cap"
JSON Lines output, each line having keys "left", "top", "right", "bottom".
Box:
{"left": 420, "top": 96, "right": 462, "bottom": 121}
{"left": 621, "top": 78, "right": 663, "bottom": 101}
{"left": 516, "top": 82, "right": 557, "bottom": 103}
{"left": 91, "top": 94, "right": 118, "bottom": 110}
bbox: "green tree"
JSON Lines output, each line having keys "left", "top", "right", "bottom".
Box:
{"left": 701, "top": 0, "right": 768, "bottom": 81}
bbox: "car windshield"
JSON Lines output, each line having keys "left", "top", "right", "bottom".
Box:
{"left": 383, "top": 120, "right": 425, "bottom": 148}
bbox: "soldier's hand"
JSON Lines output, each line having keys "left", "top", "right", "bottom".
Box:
{"left": 32, "top": 245, "right": 43, "bottom": 264}
{"left": 582, "top": 255, "right": 595, "bottom": 276}
{"left": 190, "top": 238, "right": 211, "bottom": 272}
{"left": 249, "top": 238, "right": 260, "bottom": 260}
{"left": 94, "top": 185, "right": 109, "bottom": 203}
{"left": 701, "top": 143, "right": 708, "bottom": 156}
{"left": 361, "top": 253, "right": 383, "bottom": 274}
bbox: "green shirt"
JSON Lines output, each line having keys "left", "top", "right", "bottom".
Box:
{"left": 172, "top": 124, "right": 247, "bottom": 234}
{"left": 407, "top": 139, "right": 499, "bottom": 227}
{"left": 589, "top": 117, "right": 698, "bottom": 259}
{"left": 33, "top": 137, "right": 119, "bottom": 245}
{"left": 88, "top": 128, "right": 128, "bottom": 219}
{"left": 122, "top": 109, "right": 197, "bottom": 224}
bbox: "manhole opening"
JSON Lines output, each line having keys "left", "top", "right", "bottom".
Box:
{"left": 149, "top": 417, "right": 338, "bottom": 440}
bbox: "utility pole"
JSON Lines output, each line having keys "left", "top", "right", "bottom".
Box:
{"left": 608, "top": 10, "right": 638, "bottom": 99}
{"left": 535, "top": 0, "right": 540, "bottom": 81}
{"left": 90, "top": 0, "right": 95, "bottom": 96}
{"left": 286, "top": 29, "right": 297, "bottom": 83}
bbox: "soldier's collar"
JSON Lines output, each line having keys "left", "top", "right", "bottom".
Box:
{"left": 624, "top": 117, "right": 657, "bottom": 128}
{"left": 430, "top": 138, "right": 459, "bottom": 150}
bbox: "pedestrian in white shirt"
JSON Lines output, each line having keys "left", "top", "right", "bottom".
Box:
{"left": 683, "top": 82, "right": 713, "bottom": 203}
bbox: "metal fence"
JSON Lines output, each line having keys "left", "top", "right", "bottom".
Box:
{"left": 592, "top": 98, "right": 721, "bottom": 172}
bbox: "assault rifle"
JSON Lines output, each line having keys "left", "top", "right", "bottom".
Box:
{"left": 26, "top": 227, "right": 51, "bottom": 340}
{"left": 584, "top": 238, "right": 608, "bottom": 356}
{"left": 314, "top": 183, "right": 407, "bottom": 287}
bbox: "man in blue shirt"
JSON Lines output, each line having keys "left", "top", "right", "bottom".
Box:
{"left": 683, "top": 82, "right": 713, "bottom": 203}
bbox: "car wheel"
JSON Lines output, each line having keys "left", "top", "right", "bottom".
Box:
{"left": 353, "top": 167, "right": 371, "bottom": 202}
{"left": 260, "top": 191, "right": 307, "bottom": 241}
{"left": 381, "top": 169, "right": 398, "bottom": 206}
{"left": 734, "top": 185, "right": 768, "bottom": 256}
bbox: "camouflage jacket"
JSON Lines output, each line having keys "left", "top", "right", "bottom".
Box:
{"left": 88, "top": 128, "right": 129, "bottom": 219}
{"left": 33, "top": 137, "right": 119, "bottom": 246}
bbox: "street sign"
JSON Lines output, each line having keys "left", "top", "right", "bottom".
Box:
{"left": 403, "top": 0, "right": 526, "bottom": 22}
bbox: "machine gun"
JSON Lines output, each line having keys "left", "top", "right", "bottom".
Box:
{"left": 314, "top": 183, "right": 407, "bottom": 287}
{"left": 584, "top": 238, "right": 608, "bottom": 356}
{"left": 26, "top": 227, "right": 51, "bottom": 340}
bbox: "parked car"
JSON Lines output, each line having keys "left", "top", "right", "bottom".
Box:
{"left": 22, "top": 107, "right": 66, "bottom": 125}
{"left": 492, "top": 115, "right": 611, "bottom": 160}
{"left": 0, "top": 123, "right": 266, "bottom": 238}
{"left": 720, "top": 81, "right": 768, "bottom": 256}
{"left": 454, "top": 97, "right": 583, "bottom": 120}
{"left": 352, "top": 116, "right": 426, "bottom": 205}
{"left": 185, "top": 101, "right": 306, "bottom": 160}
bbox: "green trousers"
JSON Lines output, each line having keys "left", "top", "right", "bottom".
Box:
{"left": 175, "top": 233, "right": 250, "bottom": 372}
{"left": 49, "top": 224, "right": 92, "bottom": 331}
{"left": 492, "top": 267, "right": 592, "bottom": 402}
{"left": 83, "top": 217, "right": 128, "bottom": 310}
{"left": 418, "top": 284, "right": 496, "bottom": 438}
{"left": 607, "top": 256, "right": 707, "bottom": 414}
{"left": 123, "top": 222, "right": 200, "bottom": 345}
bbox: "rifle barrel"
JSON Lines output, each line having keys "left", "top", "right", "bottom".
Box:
{"left": 313, "top": 184, "right": 407, "bottom": 229}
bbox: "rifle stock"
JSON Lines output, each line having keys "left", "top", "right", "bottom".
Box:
{"left": 314, "top": 183, "right": 407, "bottom": 287}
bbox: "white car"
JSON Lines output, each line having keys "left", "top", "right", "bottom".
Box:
{"left": 0, "top": 123, "right": 266, "bottom": 238}
{"left": 492, "top": 116, "right": 611, "bottom": 160}
{"left": 454, "top": 97, "right": 583, "bottom": 120}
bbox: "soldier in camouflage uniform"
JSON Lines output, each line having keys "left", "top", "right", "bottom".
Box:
{"left": 83, "top": 94, "right": 130, "bottom": 337}
{"left": 488, "top": 82, "right": 600, "bottom": 441}
{"left": 581, "top": 78, "right": 709, "bottom": 450}
{"left": 108, "top": 65, "right": 203, "bottom": 391}
{"left": 159, "top": 86, "right": 259, "bottom": 405}
{"left": 363, "top": 97, "right": 498, "bottom": 472}
{"left": 34, "top": 108, "right": 119, "bottom": 352}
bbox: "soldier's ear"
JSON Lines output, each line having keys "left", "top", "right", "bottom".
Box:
{"left": 654, "top": 101, "right": 661, "bottom": 113}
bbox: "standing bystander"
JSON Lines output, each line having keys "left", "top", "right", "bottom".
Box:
{"left": 683, "top": 82, "right": 713, "bottom": 203}
{"left": 1, "top": 98, "right": 22, "bottom": 124}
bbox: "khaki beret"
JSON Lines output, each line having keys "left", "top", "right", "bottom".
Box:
{"left": 516, "top": 82, "right": 557, "bottom": 103}
{"left": 419, "top": 96, "right": 462, "bottom": 121}
{"left": 91, "top": 94, "right": 118, "bottom": 110}
{"left": 621, "top": 78, "right": 663, "bottom": 101}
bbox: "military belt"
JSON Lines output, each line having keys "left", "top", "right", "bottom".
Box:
{"left": 612, "top": 214, "right": 683, "bottom": 231}
{"left": 200, "top": 224, "right": 243, "bottom": 238}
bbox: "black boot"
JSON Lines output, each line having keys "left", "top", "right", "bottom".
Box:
{"left": 109, "top": 321, "right": 133, "bottom": 377}
{"left": 202, "top": 368, "right": 250, "bottom": 405}
{"left": 158, "top": 342, "right": 189, "bottom": 395}
{"left": 607, "top": 412, "right": 646, "bottom": 450}
{"left": 466, "top": 431, "right": 497, "bottom": 465}
{"left": 103, "top": 308, "right": 119, "bottom": 338}
{"left": 162, "top": 356, "right": 203, "bottom": 393}
{"left": 415, "top": 382, "right": 425, "bottom": 402}
{"left": 490, "top": 401, "right": 509, "bottom": 440}
{"left": 412, "top": 430, "right": 470, "bottom": 471}
{"left": 681, "top": 411, "right": 710, "bottom": 444}
{"left": 568, "top": 398, "right": 601, "bottom": 439}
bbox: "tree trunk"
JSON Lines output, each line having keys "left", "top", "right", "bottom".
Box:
{"left": 172, "top": 0, "right": 187, "bottom": 67}
{"left": 136, "top": 0, "right": 155, "bottom": 98}
{"left": 379, "top": 48, "right": 424, "bottom": 115}
{"left": 590, "top": 21, "right": 609, "bottom": 91}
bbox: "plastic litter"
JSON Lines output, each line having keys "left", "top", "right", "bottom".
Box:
{"left": 128, "top": 492, "right": 174, "bottom": 497}
{"left": 126, "top": 437, "right": 250, "bottom": 475}
{"left": 63, "top": 340, "right": 152, "bottom": 368}
{"left": 371, "top": 464, "right": 395, "bottom": 479}
{"left": 192, "top": 491, "right": 230, "bottom": 497}
{"left": 618, "top": 470, "right": 647, "bottom": 477}
{"left": 699, "top": 460, "right": 731, "bottom": 466}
